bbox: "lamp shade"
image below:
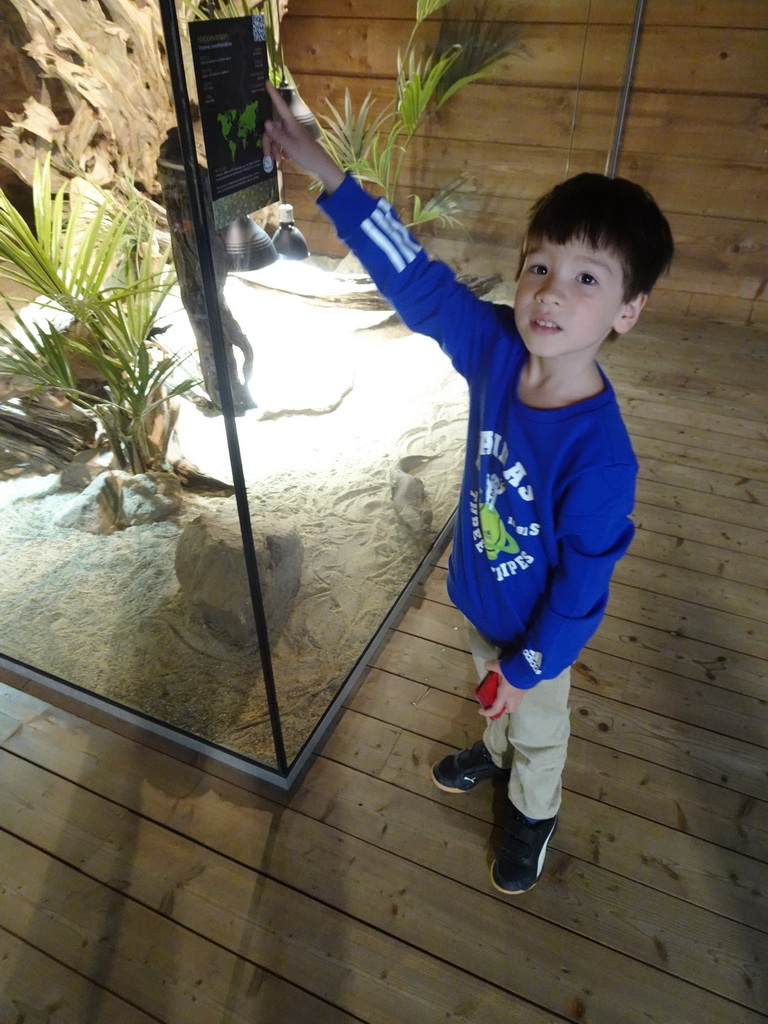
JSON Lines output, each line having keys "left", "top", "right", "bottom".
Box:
{"left": 272, "top": 203, "right": 309, "bottom": 260}
{"left": 277, "top": 84, "right": 321, "bottom": 140}
{"left": 221, "top": 216, "right": 278, "bottom": 272}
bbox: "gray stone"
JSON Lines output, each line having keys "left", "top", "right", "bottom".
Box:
{"left": 122, "top": 472, "right": 183, "bottom": 525}
{"left": 60, "top": 449, "right": 115, "bottom": 491}
{"left": 390, "top": 456, "right": 434, "bottom": 536}
{"left": 53, "top": 469, "right": 183, "bottom": 533}
{"left": 53, "top": 469, "right": 126, "bottom": 533}
{"left": 175, "top": 505, "right": 303, "bottom": 646}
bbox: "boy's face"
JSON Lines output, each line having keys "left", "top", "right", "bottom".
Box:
{"left": 514, "top": 238, "right": 646, "bottom": 362}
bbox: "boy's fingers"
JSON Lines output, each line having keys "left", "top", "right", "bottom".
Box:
{"left": 265, "top": 80, "right": 294, "bottom": 123}
{"left": 480, "top": 697, "right": 505, "bottom": 719}
{"left": 261, "top": 126, "right": 278, "bottom": 157}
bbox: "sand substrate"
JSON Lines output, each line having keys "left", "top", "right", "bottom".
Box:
{"left": 0, "top": 267, "right": 475, "bottom": 765}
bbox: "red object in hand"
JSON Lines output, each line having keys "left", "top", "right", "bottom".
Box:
{"left": 475, "top": 670, "right": 504, "bottom": 719}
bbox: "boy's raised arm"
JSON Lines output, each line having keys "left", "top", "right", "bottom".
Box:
{"left": 263, "top": 81, "right": 345, "bottom": 195}
{"left": 263, "top": 83, "right": 498, "bottom": 373}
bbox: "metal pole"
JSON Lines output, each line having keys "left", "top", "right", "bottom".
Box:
{"left": 605, "top": 0, "right": 646, "bottom": 178}
{"left": 157, "top": 0, "right": 289, "bottom": 776}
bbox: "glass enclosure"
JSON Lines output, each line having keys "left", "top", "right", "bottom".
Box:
{"left": 0, "top": 2, "right": 469, "bottom": 786}
{"left": 0, "top": 0, "right": 641, "bottom": 785}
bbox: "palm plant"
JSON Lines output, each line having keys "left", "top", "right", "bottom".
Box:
{"left": 318, "top": 0, "right": 521, "bottom": 227}
{"left": 433, "top": 0, "right": 522, "bottom": 104}
{"left": 0, "top": 158, "right": 197, "bottom": 474}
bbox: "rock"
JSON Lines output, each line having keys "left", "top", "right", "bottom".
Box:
{"left": 60, "top": 449, "right": 115, "bottom": 490}
{"left": 175, "top": 505, "right": 303, "bottom": 646}
{"left": 53, "top": 469, "right": 183, "bottom": 533}
{"left": 390, "top": 456, "right": 434, "bottom": 535}
{"left": 122, "top": 472, "right": 183, "bottom": 525}
{"left": 53, "top": 469, "right": 125, "bottom": 533}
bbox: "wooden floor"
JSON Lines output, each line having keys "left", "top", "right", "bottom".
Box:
{"left": 1, "top": 311, "right": 767, "bottom": 1023}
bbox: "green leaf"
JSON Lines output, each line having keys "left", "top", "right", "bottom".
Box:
{"left": 416, "top": 0, "right": 455, "bottom": 26}
{"left": 407, "top": 176, "right": 467, "bottom": 229}
{"left": 0, "top": 155, "right": 190, "bottom": 473}
{"left": 433, "top": 1, "right": 522, "bottom": 107}
{"left": 320, "top": 90, "right": 392, "bottom": 171}
{"left": 397, "top": 46, "right": 462, "bottom": 136}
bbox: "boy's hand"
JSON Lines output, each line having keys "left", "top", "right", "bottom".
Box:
{"left": 479, "top": 659, "right": 526, "bottom": 718}
{"left": 263, "top": 81, "right": 345, "bottom": 194}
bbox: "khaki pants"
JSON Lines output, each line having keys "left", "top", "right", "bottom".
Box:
{"left": 466, "top": 619, "right": 571, "bottom": 820}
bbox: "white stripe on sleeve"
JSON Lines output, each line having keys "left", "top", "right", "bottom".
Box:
{"left": 360, "top": 199, "right": 422, "bottom": 273}
{"left": 371, "top": 202, "right": 422, "bottom": 261}
{"left": 361, "top": 218, "right": 407, "bottom": 272}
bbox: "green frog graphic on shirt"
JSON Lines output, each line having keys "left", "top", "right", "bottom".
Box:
{"left": 479, "top": 502, "right": 520, "bottom": 560}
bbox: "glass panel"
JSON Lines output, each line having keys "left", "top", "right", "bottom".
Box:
{"left": 169, "top": 261, "right": 468, "bottom": 764}
{"left": 0, "top": 277, "right": 274, "bottom": 762}
{"left": 236, "top": 264, "right": 468, "bottom": 761}
{"left": 0, "top": 232, "right": 467, "bottom": 772}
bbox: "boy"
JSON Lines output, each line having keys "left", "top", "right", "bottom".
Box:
{"left": 263, "top": 82, "right": 674, "bottom": 894}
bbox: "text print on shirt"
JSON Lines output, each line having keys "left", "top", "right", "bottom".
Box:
{"left": 470, "top": 431, "right": 540, "bottom": 584}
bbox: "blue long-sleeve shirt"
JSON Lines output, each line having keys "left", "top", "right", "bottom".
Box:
{"left": 319, "top": 177, "right": 637, "bottom": 688}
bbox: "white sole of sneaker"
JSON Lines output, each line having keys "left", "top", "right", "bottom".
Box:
{"left": 489, "top": 862, "right": 537, "bottom": 895}
{"left": 430, "top": 767, "right": 474, "bottom": 794}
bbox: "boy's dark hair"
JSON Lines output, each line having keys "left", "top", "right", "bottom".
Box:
{"left": 518, "top": 172, "right": 674, "bottom": 301}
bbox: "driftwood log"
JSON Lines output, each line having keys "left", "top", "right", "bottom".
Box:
{"left": 0, "top": 388, "right": 96, "bottom": 472}
{"left": 158, "top": 131, "right": 255, "bottom": 415}
{"left": 0, "top": 0, "right": 281, "bottom": 196}
{"left": 0, "top": 0, "right": 175, "bottom": 194}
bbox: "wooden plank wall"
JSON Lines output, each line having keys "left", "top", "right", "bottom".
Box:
{"left": 280, "top": 0, "right": 768, "bottom": 326}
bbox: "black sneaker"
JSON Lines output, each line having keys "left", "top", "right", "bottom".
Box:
{"left": 491, "top": 807, "right": 558, "bottom": 894}
{"left": 432, "top": 739, "right": 510, "bottom": 793}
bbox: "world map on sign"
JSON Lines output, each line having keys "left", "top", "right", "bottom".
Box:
{"left": 217, "top": 101, "right": 260, "bottom": 161}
